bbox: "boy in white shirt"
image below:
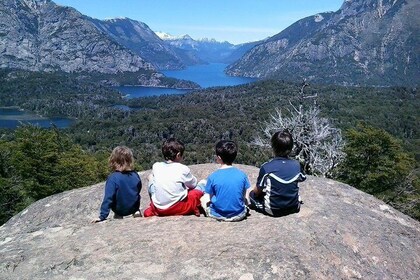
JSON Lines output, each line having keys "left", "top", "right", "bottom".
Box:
{"left": 144, "top": 138, "right": 204, "bottom": 217}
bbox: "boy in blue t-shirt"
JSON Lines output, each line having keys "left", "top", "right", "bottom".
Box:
{"left": 249, "top": 130, "right": 305, "bottom": 217}
{"left": 201, "top": 140, "right": 250, "bottom": 221}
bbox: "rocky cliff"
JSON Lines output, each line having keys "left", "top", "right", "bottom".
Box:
{"left": 90, "top": 18, "right": 187, "bottom": 70}
{"left": 0, "top": 0, "right": 154, "bottom": 73}
{"left": 1, "top": 164, "right": 419, "bottom": 279}
{"left": 227, "top": 0, "right": 419, "bottom": 86}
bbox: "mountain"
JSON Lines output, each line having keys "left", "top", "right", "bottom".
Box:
{"left": 223, "top": 41, "right": 264, "bottom": 64}
{"left": 0, "top": 0, "right": 258, "bottom": 75}
{"left": 90, "top": 17, "right": 191, "bottom": 70}
{"left": 226, "top": 0, "right": 420, "bottom": 86}
{"left": 158, "top": 33, "right": 259, "bottom": 64}
{"left": 0, "top": 0, "right": 153, "bottom": 73}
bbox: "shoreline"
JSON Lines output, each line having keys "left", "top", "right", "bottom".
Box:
{"left": 118, "top": 85, "right": 197, "bottom": 90}
{"left": 0, "top": 107, "right": 47, "bottom": 121}
{"left": 0, "top": 106, "right": 23, "bottom": 110}
{"left": 0, "top": 115, "right": 47, "bottom": 121}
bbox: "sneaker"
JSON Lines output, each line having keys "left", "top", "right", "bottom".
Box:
{"left": 298, "top": 195, "right": 304, "bottom": 204}
{"left": 132, "top": 210, "right": 143, "bottom": 218}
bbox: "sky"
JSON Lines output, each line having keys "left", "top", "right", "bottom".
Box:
{"left": 54, "top": 0, "right": 344, "bottom": 45}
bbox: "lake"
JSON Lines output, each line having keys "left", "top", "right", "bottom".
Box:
{"left": 116, "top": 86, "right": 188, "bottom": 99}
{"left": 118, "top": 63, "right": 256, "bottom": 98}
{"left": 162, "top": 63, "right": 256, "bottom": 88}
{"left": 1, "top": 63, "right": 255, "bottom": 128}
{"left": 0, "top": 107, "right": 73, "bottom": 129}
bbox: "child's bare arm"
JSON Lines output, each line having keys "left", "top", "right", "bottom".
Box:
{"left": 251, "top": 184, "right": 262, "bottom": 196}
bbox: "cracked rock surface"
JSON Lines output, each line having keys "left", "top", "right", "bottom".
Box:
{"left": 1, "top": 164, "right": 419, "bottom": 279}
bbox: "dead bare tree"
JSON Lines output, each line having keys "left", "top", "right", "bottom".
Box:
{"left": 253, "top": 82, "right": 345, "bottom": 177}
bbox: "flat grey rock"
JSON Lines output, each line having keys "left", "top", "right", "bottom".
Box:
{"left": 1, "top": 164, "right": 419, "bottom": 279}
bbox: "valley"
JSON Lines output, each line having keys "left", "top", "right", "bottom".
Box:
{"left": 0, "top": 0, "right": 418, "bottom": 223}
{"left": 0, "top": 63, "right": 255, "bottom": 127}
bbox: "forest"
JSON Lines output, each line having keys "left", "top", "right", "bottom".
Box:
{"left": 0, "top": 69, "right": 418, "bottom": 223}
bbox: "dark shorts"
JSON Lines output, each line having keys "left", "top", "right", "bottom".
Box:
{"left": 249, "top": 191, "right": 300, "bottom": 217}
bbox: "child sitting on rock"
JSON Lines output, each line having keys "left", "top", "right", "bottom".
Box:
{"left": 200, "top": 140, "right": 250, "bottom": 221}
{"left": 94, "top": 146, "right": 142, "bottom": 222}
{"left": 248, "top": 130, "right": 306, "bottom": 217}
{"left": 144, "top": 138, "right": 204, "bottom": 217}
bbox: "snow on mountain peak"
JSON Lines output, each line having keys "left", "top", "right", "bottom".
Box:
{"left": 314, "top": 14, "right": 324, "bottom": 22}
{"left": 155, "top": 32, "right": 228, "bottom": 44}
{"left": 156, "top": 32, "right": 189, "bottom": 40}
{"left": 104, "top": 17, "right": 129, "bottom": 22}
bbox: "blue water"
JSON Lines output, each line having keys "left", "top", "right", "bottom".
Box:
{"left": 0, "top": 108, "right": 25, "bottom": 116}
{"left": 0, "top": 118, "right": 74, "bottom": 129}
{"left": 0, "top": 108, "right": 73, "bottom": 129}
{"left": 117, "top": 86, "right": 188, "bottom": 99}
{"left": 162, "top": 63, "right": 256, "bottom": 88}
{"left": 118, "top": 63, "right": 256, "bottom": 99}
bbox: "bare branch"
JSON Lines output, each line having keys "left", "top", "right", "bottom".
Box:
{"left": 253, "top": 85, "right": 345, "bottom": 177}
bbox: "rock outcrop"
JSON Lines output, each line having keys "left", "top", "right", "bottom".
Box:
{"left": 1, "top": 164, "right": 419, "bottom": 279}
{"left": 227, "top": 0, "right": 420, "bottom": 86}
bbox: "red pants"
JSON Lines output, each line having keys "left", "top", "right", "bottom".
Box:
{"left": 144, "top": 189, "right": 203, "bottom": 217}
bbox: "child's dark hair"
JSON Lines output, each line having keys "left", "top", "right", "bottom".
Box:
{"left": 215, "top": 140, "right": 237, "bottom": 165}
{"left": 271, "top": 130, "right": 293, "bottom": 157}
{"left": 162, "top": 138, "right": 185, "bottom": 161}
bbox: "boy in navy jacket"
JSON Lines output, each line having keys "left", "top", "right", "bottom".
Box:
{"left": 249, "top": 130, "right": 305, "bottom": 217}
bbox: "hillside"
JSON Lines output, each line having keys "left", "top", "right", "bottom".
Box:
{"left": 90, "top": 18, "right": 188, "bottom": 70}
{"left": 0, "top": 0, "right": 154, "bottom": 74}
{"left": 227, "top": 0, "right": 420, "bottom": 86}
{"left": 1, "top": 164, "right": 419, "bottom": 279}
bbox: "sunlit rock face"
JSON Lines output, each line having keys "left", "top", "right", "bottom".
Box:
{"left": 0, "top": 0, "right": 154, "bottom": 73}
{"left": 1, "top": 164, "right": 419, "bottom": 279}
{"left": 227, "top": 0, "right": 419, "bottom": 86}
{"left": 90, "top": 17, "right": 188, "bottom": 70}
